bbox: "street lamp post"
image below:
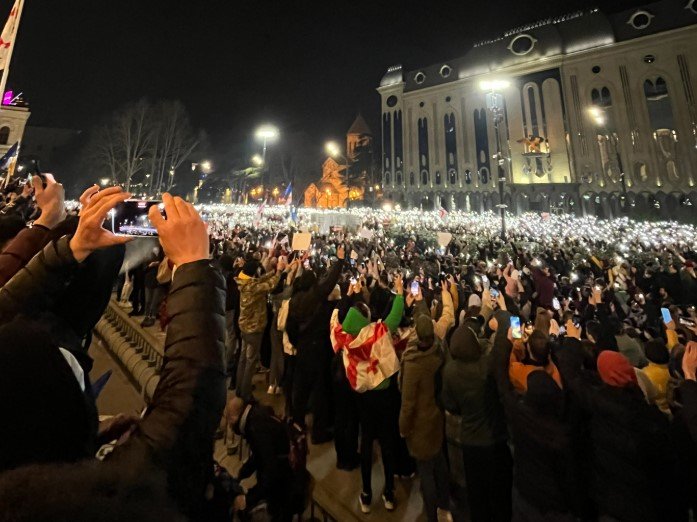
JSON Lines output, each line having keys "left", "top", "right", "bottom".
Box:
{"left": 325, "top": 141, "right": 351, "bottom": 209}
{"left": 481, "top": 80, "right": 511, "bottom": 240}
{"left": 588, "top": 107, "right": 627, "bottom": 212}
{"left": 255, "top": 125, "right": 279, "bottom": 188}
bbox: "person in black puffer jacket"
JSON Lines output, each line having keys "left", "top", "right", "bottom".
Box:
{"left": 0, "top": 190, "right": 229, "bottom": 521}
{"left": 287, "top": 246, "right": 345, "bottom": 443}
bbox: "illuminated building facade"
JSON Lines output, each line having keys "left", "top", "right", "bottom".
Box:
{"left": 377, "top": 0, "right": 697, "bottom": 220}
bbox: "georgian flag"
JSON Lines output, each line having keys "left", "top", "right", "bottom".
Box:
{"left": 330, "top": 309, "right": 400, "bottom": 392}
{"left": 0, "top": 1, "right": 19, "bottom": 71}
{"left": 439, "top": 207, "right": 448, "bottom": 220}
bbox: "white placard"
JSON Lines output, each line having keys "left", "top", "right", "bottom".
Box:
{"left": 291, "top": 232, "right": 312, "bottom": 251}
{"left": 436, "top": 232, "right": 452, "bottom": 247}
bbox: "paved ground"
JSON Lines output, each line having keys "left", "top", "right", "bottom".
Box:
{"left": 93, "top": 303, "right": 444, "bottom": 521}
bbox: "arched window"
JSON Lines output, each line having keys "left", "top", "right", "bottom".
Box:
{"left": 385, "top": 172, "right": 391, "bottom": 185}
{"left": 421, "top": 170, "right": 429, "bottom": 185}
{"left": 418, "top": 117, "right": 429, "bottom": 180}
{"left": 409, "top": 172, "right": 415, "bottom": 186}
{"left": 644, "top": 77, "right": 679, "bottom": 182}
{"left": 448, "top": 168, "right": 458, "bottom": 185}
{"left": 464, "top": 169, "right": 472, "bottom": 184}
{"left": 0, "top": 126, "right": 10, "bottom": 145}
{"left": 590, "top": 86, "right": 622, "bottom": 184}
{"left": 444, "top": 113, "right": 458, "bottom": 184}
{"left": 393, "top": 111, "right": 403, "bottom": 170}
{"left": 396, "top": 172, "right": 402, "bottom": 185}
{"left": 382, "top": 113, "right": 392, "bottom": 172}
{"left": 435, "top": 171, "right": 441, "bottom": 185}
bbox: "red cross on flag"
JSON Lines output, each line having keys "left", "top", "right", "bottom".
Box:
{"left": 0, "top": 1, "right": 20, "bottom": 71}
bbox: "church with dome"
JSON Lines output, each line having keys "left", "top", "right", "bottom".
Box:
{"left": 304, "top": 114, "right": 375, "bottom": 208}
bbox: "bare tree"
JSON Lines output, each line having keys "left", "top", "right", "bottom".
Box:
{"left": 86, "top": 99, "right": 200, "bottom": 195}
{"left": 149, "top": 101, "right": 199, "bottom": 195}
{"left": 114, "top": 99, "right": 152, "bottom": 192}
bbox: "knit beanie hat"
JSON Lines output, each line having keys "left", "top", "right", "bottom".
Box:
{"left": 597, "top": 351, "right": 638, "bottom": 387}
{"left": 415, "top": 314, "right": 434, "bottom": 348}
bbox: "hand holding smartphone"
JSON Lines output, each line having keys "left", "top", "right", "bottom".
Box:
{"left": 510, "top": 316, "right": 522, "bottom": 339}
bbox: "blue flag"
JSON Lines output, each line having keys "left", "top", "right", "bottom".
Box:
{"left": 0, "top": 142, "right": 19, "bottom": 170}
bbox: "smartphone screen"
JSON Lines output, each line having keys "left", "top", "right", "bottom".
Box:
{"left": 552, "top": 297, "right": 561, "bottom": 310}
{"left": 410, "top": 280, "right": 419, "bottom": 296}
{"left": 510, "top": 316, "right": 522, "bottom": 339}
{"left": 490, "top": 288, "right": 499, "bottom": 298}
{"left": 108, "top": 200, "right": 163, "bottom": 237}
{"left": 661, "top": 307, "right": 672, "bottom": 325}
{"left": 350, "top": 277, "right": 357, "bottom": 286}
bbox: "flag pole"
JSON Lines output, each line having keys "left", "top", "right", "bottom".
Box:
{"left": 0, "top": 0, "right": 26, "bottom": 107}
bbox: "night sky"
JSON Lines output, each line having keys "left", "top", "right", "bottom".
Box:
{"left": 4, "top": 0, "right": 645, "bottom": 155}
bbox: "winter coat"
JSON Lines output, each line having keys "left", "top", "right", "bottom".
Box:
{"left": 237, "top": 404, "right": 293, "bottom": 502}
{"left": 556, "top": 338, "right": 679, "bottom": 522}
{"left": 235, "top": 271, "right": 281, "bottom": 334}
{"left": 531, "top": 267, "right": 555, "bottom": 309}
{"left": 491, "top": 334, "right": 582, "bottom": 516}
{"left": 287, "top": 259, "right": 343, "bottom": 353}
{"left": 0, "top": 243, "right": 227, "bottom": 520}
{"left": 0, "top": 225, "right": 51, "bottom": 286}
{"left": 398, "top": 335, "right": 445, "bottom": 461}
{"left": 441, "top": 323, "right": 506, "bottom": 447}
{"left": 509, "top": 339, "right": 563, "bottom": 394}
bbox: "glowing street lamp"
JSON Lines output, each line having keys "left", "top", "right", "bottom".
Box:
{"left": 480, "top": 78, "right": 511, "bottom": 239}
{"left": 255, "top": 124, "right": 279, "bottom": 187}
{"left": 325, "top": 140, "right": 352, "bottom": 209}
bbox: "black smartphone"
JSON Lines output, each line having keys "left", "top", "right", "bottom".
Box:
{"left": 108, "top": 200, "right": 163, "bottom": 237}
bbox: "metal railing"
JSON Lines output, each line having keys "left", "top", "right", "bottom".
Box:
{"left": 94, "top": 300, "right": 163, "bottom": 401}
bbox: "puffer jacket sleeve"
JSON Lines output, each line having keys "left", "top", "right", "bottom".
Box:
{"left": 0, "top": 236, "right": 78, "bottom": 325}
{"left": 108, "top": 260, "right": 227, "bottom": 517}
{"left": 0, "top": 225, "right": 52, "bottom": 286}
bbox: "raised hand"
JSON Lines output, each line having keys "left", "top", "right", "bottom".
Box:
{"left": 336, "top": 244, "right": 345, "bottom": 260}
{"left": 682, "top": 341, "right": 697, "bottom": 381}
{"left": 393, "top": 273, "right": 404, "bottom": 295}
{"left": 69, "top": 187, "right": 132, "bottom": 262}
{"left": 33, "top": 174, "right": 66, "bottom": 229}
{"left": 148, "top": 193, "right": 209, "bottom": 267}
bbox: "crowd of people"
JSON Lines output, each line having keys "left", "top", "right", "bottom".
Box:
{"left": 1, "top": 173, "right": 697, "bottom": 522}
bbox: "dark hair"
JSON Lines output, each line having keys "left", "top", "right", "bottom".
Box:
{"left": 645, "top": 339, "right": 670, "bottom": 365}
{"left": 586, "top": 320, "right": 601, "bottom": 342}
{"left": 528, "top": 330, "right": 550, "bottom": 363}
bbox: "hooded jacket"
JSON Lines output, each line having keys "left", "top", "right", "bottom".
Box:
{"left": 441, "top": 323, "right": 506, "bottom": 447}
{"left": 234, "top": 270, "right": 281, "bottom": 334}
{"left": 398, "top": 334, "right": 445, "bottom": 461}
